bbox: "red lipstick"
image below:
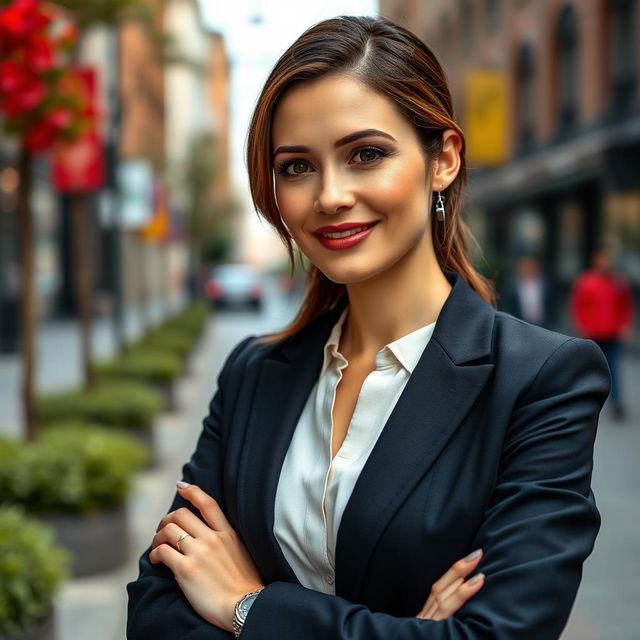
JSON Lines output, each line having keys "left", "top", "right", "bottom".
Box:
{"left": 313, "top": 221, "right": 378, "bottom": 251}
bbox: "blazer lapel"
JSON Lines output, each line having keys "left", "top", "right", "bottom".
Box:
{"left": 335, "top": 273, "right": 496, "bottom": 601}
{"left": 237, "top": 303, "right": 345, "bottom": 585}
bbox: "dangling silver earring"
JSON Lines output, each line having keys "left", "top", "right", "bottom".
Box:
{"left": 435, "top": 184, "right": 446, "bottom": 222}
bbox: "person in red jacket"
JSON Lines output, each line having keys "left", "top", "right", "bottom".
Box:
{"left": 571, "top": 246, "right": 634, "bottom": 420}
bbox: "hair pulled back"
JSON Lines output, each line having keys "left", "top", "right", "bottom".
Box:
{"left": 247, "top": 15, "right": 495, "bottom": 341}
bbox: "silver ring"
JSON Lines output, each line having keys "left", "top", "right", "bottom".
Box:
{"left": 175, "top": 532, "right": 190, "bottom": 552}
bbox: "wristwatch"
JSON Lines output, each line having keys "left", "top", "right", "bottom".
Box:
{"left": 232, "top": 589, "right": 263, "bottom": 637}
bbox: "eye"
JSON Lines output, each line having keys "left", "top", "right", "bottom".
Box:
{"left": 350, "top": 146, "right": 389, "bottom": 165}
{"left": 276, "top": 159, "right": 313, "bottom": 176}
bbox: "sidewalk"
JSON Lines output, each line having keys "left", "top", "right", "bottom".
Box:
{"left": 0, "top": 301, "right": 179, "bottom": 440}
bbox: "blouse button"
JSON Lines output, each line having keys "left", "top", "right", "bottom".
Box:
{"left": 325, "top": 573, "right": 335, "bottom": 585}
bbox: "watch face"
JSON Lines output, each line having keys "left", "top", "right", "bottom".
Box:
{"left": 239, "top": 593, "right": 258, "bottom": 620}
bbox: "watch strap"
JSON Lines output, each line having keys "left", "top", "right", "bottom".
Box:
{"left": 232, "top": 589, "right": 263, "bottom": 637}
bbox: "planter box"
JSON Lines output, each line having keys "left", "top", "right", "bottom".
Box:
{"left": 154, "top": 381, "right": 178, "bottom": 412}
{"left": 1, "top": 610, "right": 55, "bottom": 640}
{"left": 40, "top": 504, "right": 128, "bottom": 577}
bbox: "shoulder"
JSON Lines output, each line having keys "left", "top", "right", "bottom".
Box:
{"left": 491, "top": 311, "right": 610, "bottom": 401}
{"left": 218, "top": 334, "right": 274, "bottom": 381}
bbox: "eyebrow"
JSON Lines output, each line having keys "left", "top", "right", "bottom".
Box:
{"left": 272, "top": 128, "right": 397, "bottom": 158}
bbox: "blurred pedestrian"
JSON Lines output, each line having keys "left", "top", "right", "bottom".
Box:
{"left": 571, "top": 245, "right": 634, "bottom": 420}
{"left": 501, "top": 255, "right": 555, "bottom": 328}
{"left": 128, "top": 16, "right": 610, "bottom": 640}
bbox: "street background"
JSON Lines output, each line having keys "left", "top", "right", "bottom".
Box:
{"left": 1, "top": 0, "right": 639, "bottom": 639}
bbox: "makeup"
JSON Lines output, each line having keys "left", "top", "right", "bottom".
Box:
{"left": 313, "top": 221, "right": 379, "bottom": 250}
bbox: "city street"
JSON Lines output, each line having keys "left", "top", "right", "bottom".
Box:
{"left": 1, "top": 293, "right": 638, "bottom": 639}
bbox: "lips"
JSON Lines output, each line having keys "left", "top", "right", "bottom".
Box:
{"left": 313, "top": 221, "right": 379, "bottom": 251}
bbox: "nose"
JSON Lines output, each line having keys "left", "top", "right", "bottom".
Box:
{"left": 313, "top": 168, "right": 356, "bottom": 215}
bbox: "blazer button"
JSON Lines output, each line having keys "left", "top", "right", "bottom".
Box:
{"left": 325, "top": 573, "right": 335, "bottom": 585}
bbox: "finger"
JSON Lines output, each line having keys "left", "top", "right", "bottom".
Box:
{"left": 431, "top": 573, "right": 485, "bottom": 621}
{"left": 422, "top": 577, "right": 464, "bottom": 618}
{"left": 177, "top": 482, "right": 231, "bottom": 532}
{"left": 149, "top": 542, "right": 183, "bottom": 569}
{"left": 152, "top": 522, "right": 192, "bottom": 552}
{"left": 417, "top": 550, "right": 482, "bottom": 618}
{"left": 431, "top": 549, "right": 482, "bottom": 596}
{"left": 156, "top": 506, "right": 210, "bottom": 538}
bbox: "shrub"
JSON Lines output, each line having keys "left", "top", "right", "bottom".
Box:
{"left": 0, "top": 507, "right": 69, "bottom": 635}
{"left": 36, "top": 381, "right": 162, "bottom": 429}
{"left": 163, "top": 302, "right": 208, "bottom": 337}
{"left": 0, "top": 425, "right": 149, "bottom": 515}
{"left": 95, "top": 348, "right": 182, "bottom": 385}
{"left": 132, "top": 326, "right": 194, "bottom": 359}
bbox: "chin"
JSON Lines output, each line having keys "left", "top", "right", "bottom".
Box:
{"left": 317, "top": 260, "right": 389, "bottom": 285}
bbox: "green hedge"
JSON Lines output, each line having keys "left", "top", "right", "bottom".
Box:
{"left": 0, "top": 507, "right": 69, "bottom": 635}
{"left": 133, "top": 326, "right": 194, "bottom": 359}
{"left": 96, "top": 348, "right": 182, "bottom": 385}
{"left": 36, "top": 381, "right": 162, "bottom": 429}
{"left": 0, "top": 425, "right": 149, "bottom": 515}
{"left": 162, "top": 302, "right": 208, "bottom": 337}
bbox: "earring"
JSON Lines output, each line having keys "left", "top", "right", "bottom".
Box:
{"left": 435, "top": 184, "right": 446, "bottom": 222}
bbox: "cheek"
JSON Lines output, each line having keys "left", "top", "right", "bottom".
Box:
{"left": 365, "top": 158, "right": 430, "bottom": 217}
{"left": 275, "top": 185, "right": 310, "bottom": 231}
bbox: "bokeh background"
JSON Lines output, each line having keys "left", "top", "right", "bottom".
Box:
{"left": 0, "top": 1, "right": 638, "bottom": 639}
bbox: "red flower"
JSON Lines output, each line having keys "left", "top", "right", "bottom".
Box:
{"left": 24, "top": 34, "right": 55, "bottom": 72}
{"left": 0, "top": 61, "right": 46, "bottom": 116}
{"left": 24, "top": 118, "right": 57, "bottom": 152}
{"left": 46, "top": 107, "right": 73, "bottom": 130}
{"left": 0, "top": 0, "right": 50, "bottom": 39}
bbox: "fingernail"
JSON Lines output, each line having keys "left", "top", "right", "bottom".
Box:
{"left": 468, "top": 573, "right": 485, "bottom": 585}
{"left": 177, "top": 481, "right": 191, "bottom": 489}
{"left": 464, "top": 549, "right": 482, "bottom": 562}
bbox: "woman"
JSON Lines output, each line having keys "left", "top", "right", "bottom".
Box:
{"left": 127, "top": 16, "right": 610, "bottom": 639}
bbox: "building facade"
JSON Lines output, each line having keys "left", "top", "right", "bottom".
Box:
{"left": 380, "top": 0, "right": 640, "bottom": 335}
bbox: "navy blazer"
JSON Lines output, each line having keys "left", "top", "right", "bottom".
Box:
{"left": 127, "top": 272, "right": 610, "bottom": 640}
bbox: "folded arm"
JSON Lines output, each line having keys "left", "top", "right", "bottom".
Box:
{"left": 240, "top": 338, "right": 609, "bottom": 640}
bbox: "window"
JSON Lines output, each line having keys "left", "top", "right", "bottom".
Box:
{"left": 516, "top": 42, "right": 536, "bottom": 153}
{"left": 609, "top": 0, "right": 637, "bottom": 116}
{"left": 556, "top": 4, "right": 580, "bottom": 133}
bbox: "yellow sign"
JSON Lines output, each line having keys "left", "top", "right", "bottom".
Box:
{"left": 141, "top": 181, "right": 170, "bottom": 243}
{"left": 464, "top": 69, "right": 509, "bottom": 167}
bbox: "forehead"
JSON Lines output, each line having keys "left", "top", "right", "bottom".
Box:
{"left": 271, "top": 74, "right": 415, "bottom": 146}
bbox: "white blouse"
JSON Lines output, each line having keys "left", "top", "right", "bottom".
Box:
{"left": 273, "top": 309, "right": 436, "bottom": 594}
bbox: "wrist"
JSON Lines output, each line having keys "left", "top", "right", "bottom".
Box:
{"left": 232, "top": 586, "right": 265, "bottom": 637}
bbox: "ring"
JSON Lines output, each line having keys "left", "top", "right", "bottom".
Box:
{"left": 175, "top": 532, "right": 190, "bottom": 552}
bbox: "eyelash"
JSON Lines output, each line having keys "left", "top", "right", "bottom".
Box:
{"left": 275, "top": 146, "right": 390, "bottom": 177}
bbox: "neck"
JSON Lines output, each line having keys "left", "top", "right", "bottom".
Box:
{"left": 341, "top": 236, "right": 451, "bottom": 358}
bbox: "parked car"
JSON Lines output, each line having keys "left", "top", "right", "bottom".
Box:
{"left": 204, "top": 264, "right": 263, "bottom": 311}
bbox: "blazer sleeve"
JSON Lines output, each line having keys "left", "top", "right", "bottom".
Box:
{"left": 126, "top": 336, "right": 255, "bottom": 640}
{"left": 240, "top": 337, "right": 610, "bottom": 640}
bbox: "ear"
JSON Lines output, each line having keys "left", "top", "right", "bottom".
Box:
{"left": 431, "top": 129, "right": 462, "bottom": 191}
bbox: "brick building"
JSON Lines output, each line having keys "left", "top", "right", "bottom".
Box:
{"left": 380, "top": 0, "right": 640, "bottom": 333}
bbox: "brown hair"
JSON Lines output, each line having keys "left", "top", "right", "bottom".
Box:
{"left": 246, "top": 15, "right": 495, "bottom": 342}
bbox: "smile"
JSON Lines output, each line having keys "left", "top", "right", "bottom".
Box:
{"left": 321, "top": 225, "right": 371, "bottom": 239}
{"left": 313, "top": 221, "right": 379, "bottom": 251}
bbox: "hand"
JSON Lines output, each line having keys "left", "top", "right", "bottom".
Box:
{"left": 415, "top": 549, "right": 485, "bottom": 620}
{"left": 150, "top": 483, "right": 264, "bottom": 632}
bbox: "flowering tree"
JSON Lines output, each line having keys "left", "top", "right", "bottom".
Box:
{"left": 0, "top": 0, "right": 91, "bottom": 440}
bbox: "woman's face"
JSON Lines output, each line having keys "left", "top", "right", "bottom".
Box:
{"left": 271, "top": 74, "right": 437, "bottom": 285}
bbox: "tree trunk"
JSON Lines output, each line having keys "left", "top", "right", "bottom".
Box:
{"left": 17, "top": 145, "right": 36, "bottom": 442}
{"left": 70, "top": 193, "right": 95, "bottom": 389}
